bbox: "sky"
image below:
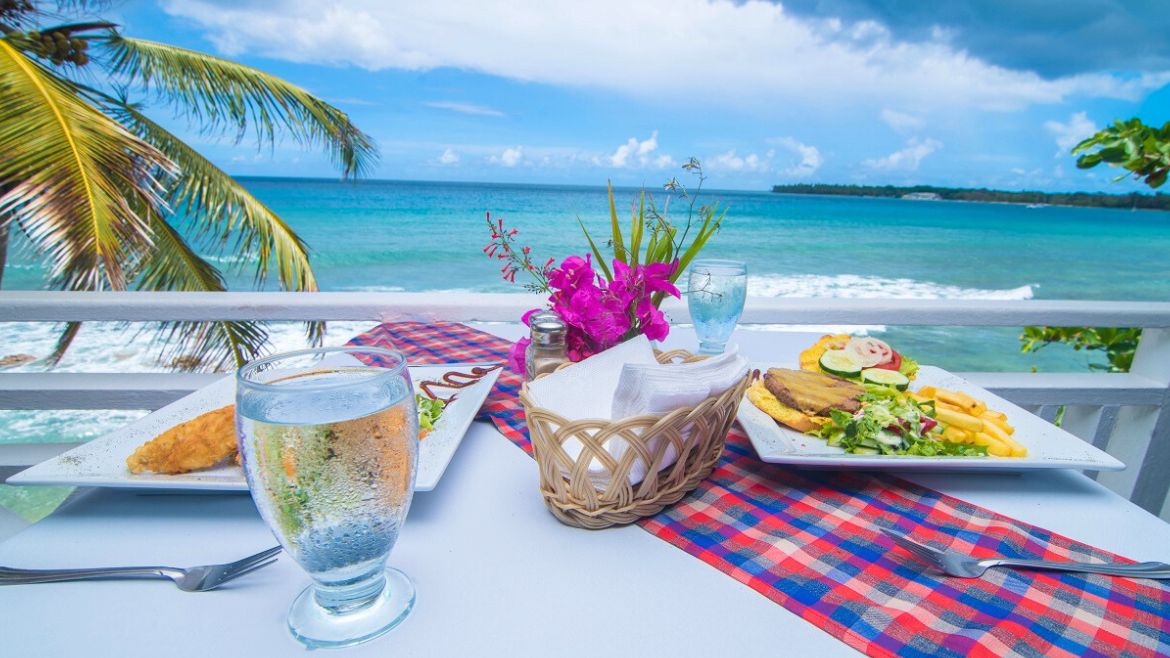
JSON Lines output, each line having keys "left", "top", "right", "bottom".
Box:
{"left": 106, "top": 0, "right": 1170, "bottom": 192}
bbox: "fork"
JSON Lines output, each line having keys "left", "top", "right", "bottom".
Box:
{"left": 880, "top": 528, "right": 1170, "bottom": 579}
{"left": 0, "top": 545, "right": 282, "bottom": 592}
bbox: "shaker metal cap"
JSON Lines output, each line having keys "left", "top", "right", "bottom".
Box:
{"left": 529, "top": 310, "right": 566, "bottom": 344}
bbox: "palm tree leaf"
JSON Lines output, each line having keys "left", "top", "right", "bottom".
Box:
{"left": 108, "top": 101, "right": 325, "bottom": 359}
{"left": 102, "top": 36, "right": 376, "bottom": 178}
{"left": 135, "top": 209, "right": 270, "bottom": 370}
{"left": 0, "top": 38, "right": 173, "bottom": 291}
{"left": 105, "top": 100, "right": 318, "bottom": 293}
{"left": 43, "top": 321, "right": 81, "bottom": 368}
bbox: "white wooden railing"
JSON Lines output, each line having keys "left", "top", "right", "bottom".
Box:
{"left": 1, "top": 292, "right": 1168, "bottom": 521}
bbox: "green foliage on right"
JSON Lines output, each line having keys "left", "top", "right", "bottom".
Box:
{"left": 1019, "top": 326, "right": 1142, "bottom": 373}
{"left": 1019, "top": 117, "right": 1166, "bottom": 373}
{"left": 1073, "top": 118, "right": 1170, "bottom": 189}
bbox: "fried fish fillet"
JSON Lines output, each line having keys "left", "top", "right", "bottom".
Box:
{"left": 126, "top": 405, "right": 238, "bottom": 474}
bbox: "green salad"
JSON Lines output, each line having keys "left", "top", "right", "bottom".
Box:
{"left": 416, "top": 394, "right": 446, "bottom": 435}
{"left": 813, "top": 385, "right": 986, "bottom": 457}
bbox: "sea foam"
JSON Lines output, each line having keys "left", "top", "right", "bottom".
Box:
{"left": 732, "top": 274, "right": 1035, "bottom": 334}
{"left": 748, "top": 273, "right": 1035, "bottom": 301}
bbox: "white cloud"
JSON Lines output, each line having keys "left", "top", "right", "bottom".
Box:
{"left": 424, "top": 101, "right": 506, "bottom": 117}
{"left": 438, "top": 147, "right": 460, "bottom": 165}
{"left": 880, "top": 109, "right": 924, "bottom": 132}
{"left": 863, "top": 137, "right": 942, "bottom": 171}
{"left": 160, "top": 0, "right": 1170, "bottom": 111}
{"left": 605, "top": 131, "right": 672, "bottom": 168}
{"left": 490, "top": 146, "right": 524, "bottom": 167}
{"left": 708, "top": 149, "right": 773, "bottom": 173}
{"left": 771, "top": 138, "right": 823, "bottom": 177}
{"left": 1044, "top": 111, "right": 1097, "bottom": 155}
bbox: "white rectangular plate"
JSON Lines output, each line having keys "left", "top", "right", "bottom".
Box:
{"left": 9, "top": 364, "right": 502, "bottom": 492}
{"left": 737, "top": 365, "right": 1125, "bottom": 472}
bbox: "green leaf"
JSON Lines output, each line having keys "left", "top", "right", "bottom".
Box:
{"left": 628, "top": 191, "right": 644, "bottom": 267}
{"left": 1075, "top": 153, "right": 1101, "bottom": 169}
{"left": 606, "top": 181, "right": 626, "bottom": 265}
{"left": 577, "top": 218, "right": 613, "bottom": 281}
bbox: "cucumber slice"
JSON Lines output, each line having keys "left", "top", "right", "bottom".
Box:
{"left": 861, "top": 368, "right": 910, "bottom": 391}
{"left": 819, "top": 349, "right": 864, "bottom": 378}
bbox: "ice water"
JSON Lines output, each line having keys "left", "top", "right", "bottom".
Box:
{"left": 688, "top": 267, "right": 747, "bottom": 354}
{"left": 237, "top": 369, "right": 418, "bottom": 586}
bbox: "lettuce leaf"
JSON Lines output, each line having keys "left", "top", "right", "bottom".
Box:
{"left": 899, "top": 354, "right": 920, "bottom": 379}
{"left": 417, "top": 394, "right": 446, "bottom": 432}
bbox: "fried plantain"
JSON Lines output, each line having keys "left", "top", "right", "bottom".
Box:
{"left": 126, "top": 405, "right": 238, "bottom": 474}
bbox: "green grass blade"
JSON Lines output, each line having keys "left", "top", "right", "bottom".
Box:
{"left": 578, "top": 217, "right": 613, "bottom": 281}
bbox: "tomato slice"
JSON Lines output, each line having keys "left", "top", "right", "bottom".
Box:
{"left": 872, "top": 349, "right": 903, "bottom": 371}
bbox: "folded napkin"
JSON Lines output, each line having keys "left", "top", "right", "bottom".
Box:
{"left": 525, "top": 337, "right": 748, "bottom": 488}
{"left": 525, "top": 334, "right": 657, "bottom": 420}
{"left": 611, "top": 345, "right": 748, "bottom": 419}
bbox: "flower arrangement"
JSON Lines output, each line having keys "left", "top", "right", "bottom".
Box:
{"left": 484, "top": 159, "right": 726, "bottom": 374}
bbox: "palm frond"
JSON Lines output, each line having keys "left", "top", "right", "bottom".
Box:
{"left": 0, "top": 38, "right": 173, "bottom": 290}
{"left": 105, "top": 100, "right": 317, "bottom": 292}
{"left": 136, "top": 209, "right": 270, "bottom": 370}
{"left": 103, "top": 36, "right": 377, "bottom": 178}
{"left": 110, "top": 101, "right": 325, "bottom": 361}
{"left": 43, "top": 320, "right": 80, "bottom": 367}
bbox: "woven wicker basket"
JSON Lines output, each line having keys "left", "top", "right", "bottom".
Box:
{"left": 520, "top": 349, "right": 749, "bottom": 529}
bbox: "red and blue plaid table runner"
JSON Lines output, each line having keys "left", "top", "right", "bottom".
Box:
{"left": 350, "top": 322, "right": 1170, "bottom": 658}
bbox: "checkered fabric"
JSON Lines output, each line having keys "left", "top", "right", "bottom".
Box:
{"left": 349, "top": 322, "right": 1170, "bottom": 658}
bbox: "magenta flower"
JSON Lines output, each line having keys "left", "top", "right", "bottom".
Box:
{"left": 508, "top": 337, "right": 530, "bottom": 374}
{"left": 516, "top": 255, "right": 682, "bottom": 364}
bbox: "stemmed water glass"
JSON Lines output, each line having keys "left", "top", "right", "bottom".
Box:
{"left": 236, "top": 346, "right": 418, "bottom": 649}
{"left": 687, "top": 259, "right": 748, "bottom": 354}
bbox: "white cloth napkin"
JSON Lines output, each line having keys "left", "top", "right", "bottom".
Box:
{"left": 611, "top": 345, "right": 748, "bottom": 419}
{"left": 525, "top": 337, "right": 748, "bottom": 488}
{"left": 525, "top": 334, "right": 657, "bottom": 420}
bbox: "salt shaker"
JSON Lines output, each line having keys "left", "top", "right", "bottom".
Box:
{"left": 525, "top": 310, "right": 567, "bottom": 382}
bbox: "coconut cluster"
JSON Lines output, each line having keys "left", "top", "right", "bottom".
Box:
{"left": 24, "top": 29, "right": 90, "bottom": 66}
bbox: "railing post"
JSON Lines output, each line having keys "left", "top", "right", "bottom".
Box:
{"left": 1127, "top": 328, "right": 1170, "bottom": 516}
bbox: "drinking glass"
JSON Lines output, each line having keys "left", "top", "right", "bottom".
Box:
{"left": 236, "top": 347, "right": 418, "bottom": 649}
{"left": 687, "top": 259, "right": 748, "bottom": 354}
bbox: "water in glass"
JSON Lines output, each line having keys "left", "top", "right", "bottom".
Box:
{"left": 687, "top": 259, "right": 747, "bottom": 354}
{"left": 237, "top": 347, "right": 418, "bottom": 649}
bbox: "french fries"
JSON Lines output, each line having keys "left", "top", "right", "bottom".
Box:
{"left": 916, "top": 386, "right": 1025, "bottom": 457}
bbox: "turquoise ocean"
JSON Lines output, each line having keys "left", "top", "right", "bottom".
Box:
{"left": 3, "top": 177, "right": 1170, "bottom": 451}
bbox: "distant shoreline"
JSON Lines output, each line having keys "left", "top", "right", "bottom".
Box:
{"left": 771, "top": 184, "right": 1170, "bottom": 211}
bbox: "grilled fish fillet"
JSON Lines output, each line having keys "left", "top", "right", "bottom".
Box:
{"left": 126, "top": 405, "right": 238, "bottom": 474}
{"left": 763, "top": 368, "right": 863, "bottom": 416}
